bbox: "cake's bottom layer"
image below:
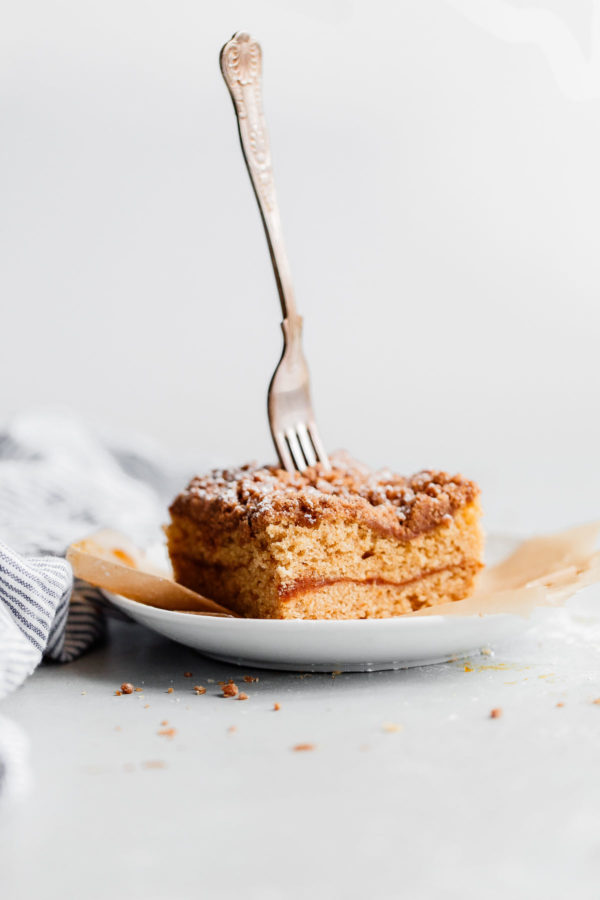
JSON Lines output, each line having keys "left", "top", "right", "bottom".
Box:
{"left": 169, "top": 553, "right": 481, "bottom": 619}
{"left": 277, "top": 564, "right": 480, "bottom": 619}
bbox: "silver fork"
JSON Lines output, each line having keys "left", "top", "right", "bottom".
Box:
{"left": 220, "top": 32, "right": 330, "bottom": 473}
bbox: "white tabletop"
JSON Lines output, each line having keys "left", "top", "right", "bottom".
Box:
{"left": 2, "top": 590, "right": 600, "bottom": 900}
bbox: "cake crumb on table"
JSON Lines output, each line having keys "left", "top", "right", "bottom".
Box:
{"left": 243, "top": 675, "right": 259, "bottom": 683}
{"left": 157, "top": 728, "right": 176, "bottom": 738}
{"left": 382, "top": 722, "right": 402, "bottom": 733}
{"left": 490, "top": 708, "right": 503, "bottom": 719}
{"left": 160, "top": 720, "right": 168, "bottom": 726}
{"left": 273, "top": 702, "right": 281, "bottom": 711}
{"left": 184, "top": 672, "right": 193, "bottom": 677}
{"left": 292, "top": 743, "right": 315, "bottom": 752}
{"left": 114, "top": 690, "right": 122, "bottom": 697}
{"left": 121, "top": 683, "right": 134, "bottom": 694}
{"left": 134, "top": 687, "right": 143, "bottom": 692}
{"left": 556, "top": 702, "right": 565, "bottom": 708}
{"left": 222, "top": 682, "right": 239, "bottom": 698}
{"left": 193, "top": 686, "right": 206, "bottom": 695}
{"left": 142, "top": 760, "right": 166, "bottom": 769}
{"left": 166, "top": 687, "right": 174, "bottom": 694}
{"left": 227, "top": 726, "right": 237, "bottom": 734}
{"left": 238, "top": 692, "right": 249, "bottom": 701}
{"left": 592, "top": 698, "right": 600, "bottom": 705}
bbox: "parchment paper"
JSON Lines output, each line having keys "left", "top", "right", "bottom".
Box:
{"left": 67, "top": 531, "right": 236, "bottom": 617}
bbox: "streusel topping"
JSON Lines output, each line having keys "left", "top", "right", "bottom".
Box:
{"left": 170, "top": 453, "right": 479, "bottom": 541}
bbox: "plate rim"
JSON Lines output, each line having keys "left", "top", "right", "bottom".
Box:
{"left": 104, "top": 590, "right": 522, "bottom": 628}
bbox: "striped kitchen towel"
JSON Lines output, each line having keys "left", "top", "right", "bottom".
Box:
{"left": 0, "top": 410, "right": 176, "bottom": 797}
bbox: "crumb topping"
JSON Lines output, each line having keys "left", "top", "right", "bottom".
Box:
{"left": 170, "top": 452, "right": 479, "bottom": 541}
{"left": 158, "top": 727, "right": 176, "bottom": 738}
{"left": 222, "top": 682, "right": 239, "bottom": 698}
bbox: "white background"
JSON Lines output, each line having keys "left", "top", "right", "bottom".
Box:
{"left": 1, "top": 0, "right": 600, "bottom": 534}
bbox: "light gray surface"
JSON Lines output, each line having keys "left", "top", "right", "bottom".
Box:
{"left": 2, "top": 591, "right": 600, "bottom": 900}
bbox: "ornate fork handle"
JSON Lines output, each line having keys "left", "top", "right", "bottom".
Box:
{"left": 220, "top": 32, "right": 299, "bottom": 325}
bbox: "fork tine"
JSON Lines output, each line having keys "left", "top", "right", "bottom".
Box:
{"left": 308, "top": 422, "right": 330, "bottom": 470}
{"left": 285, "top": 428, "right": 306, "bottom": 472}
{"left": 274, "top": 431, "right": 295, "bottom": 473}
{"left": 296, "top": 422, "right": 317, "bottom": 468}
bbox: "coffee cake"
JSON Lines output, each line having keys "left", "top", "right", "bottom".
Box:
{"left": 166, "top": 454, "right": 483, "bottom": 619}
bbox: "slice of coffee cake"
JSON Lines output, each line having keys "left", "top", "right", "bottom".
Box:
{"left": 166, "top": 455, "right": 483, "bottom": 619}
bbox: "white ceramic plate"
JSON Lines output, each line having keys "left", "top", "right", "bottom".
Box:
{"left": 104, "top": 534, "right": 530, "bottom": 672}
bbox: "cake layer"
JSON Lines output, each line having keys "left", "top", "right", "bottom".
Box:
{"left": 276, "top": 564, "right": 482, "bottom": 619}
{"left": 168, "top": 547, "right": 481, "bottom": 619}
{"left": 265, "top": 501, "right": 482, "bottom": 593}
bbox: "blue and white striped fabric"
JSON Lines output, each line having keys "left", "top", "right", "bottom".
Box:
{"left": 0, "top": 538, "right": 108, "bottom": 692}
{"left": 0, "top": 410, "right": 175, "bottom": 798}
{"left": 0, "top": 544, "right": 76, "bottom": 690}
{"left": 0, "top": 534, "right": 108, "bottom": 800}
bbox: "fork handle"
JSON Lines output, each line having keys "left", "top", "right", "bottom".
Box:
{"left": 220, "top": 32, "right": 299, "bottom": 325}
